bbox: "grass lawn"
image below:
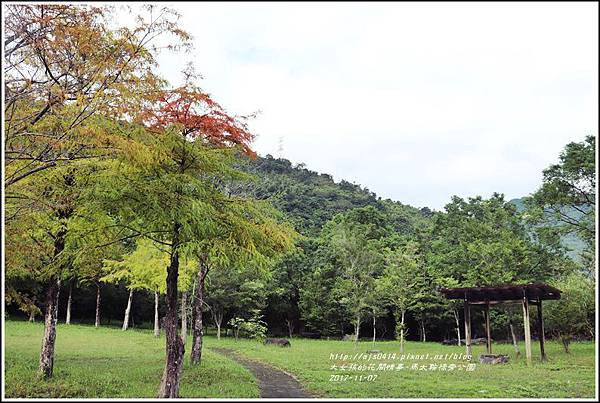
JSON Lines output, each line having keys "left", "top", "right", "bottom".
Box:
{"left": 4, "top": 320, "right": 596, "bottom": 398}
{"left": 4, "top": 320, "right": 259, "bottom": 398}
{"left": 209, "top": 334, "right": 596, "bottom": 398}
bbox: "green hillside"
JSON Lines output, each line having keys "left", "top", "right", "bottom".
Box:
{"left": 242, "top": 154, "right": 432, "bottom": 237}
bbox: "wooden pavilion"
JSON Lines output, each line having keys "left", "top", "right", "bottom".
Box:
{"left": 440, "top": 283, "right": 561, "bottom": 364}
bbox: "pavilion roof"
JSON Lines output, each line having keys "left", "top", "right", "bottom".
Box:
{"left": 439, "top": 282, "right": 561, "bottom": 303}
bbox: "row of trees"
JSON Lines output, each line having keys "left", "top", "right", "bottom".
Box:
{"left": 7, "top": 137, "right": 595, "bottom": 356}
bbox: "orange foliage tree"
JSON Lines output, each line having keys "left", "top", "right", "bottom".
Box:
{"left": 4, "top": 4, "right": 190, "bottom": 188}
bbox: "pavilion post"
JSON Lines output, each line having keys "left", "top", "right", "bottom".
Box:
{"left": 537, "top": 297, "right": 546, "bottom": 362}
{"left": 522, "top": 297, "right": 532, "bottom": 365}
{"left": 485, "top": 300, "right": 492, "bottom": 354}
{"left": 464, "top": 299, "right": 472, "bottom": 357}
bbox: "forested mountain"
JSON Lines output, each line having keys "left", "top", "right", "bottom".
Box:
{"left": 241, "top": 154, "right": 432, "bottom": 237}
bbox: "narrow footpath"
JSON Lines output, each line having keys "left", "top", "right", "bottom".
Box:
{"left": 210, "top": 347, "right": 314, "bottom": 398}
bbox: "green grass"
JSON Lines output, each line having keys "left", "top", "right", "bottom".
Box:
{"left": 4, "top": 320, "right": 259, "bottom": 398}
{"left": 209, "top": 335, "right": 597, "bottom": 398}
{"left": 4, "top": 320, "right": 597, "bottom": 398}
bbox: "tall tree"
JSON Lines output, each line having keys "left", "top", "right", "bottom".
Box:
{"left": 4, "top": 157, "right": 122, "bottom": 377}
{"left": 429, "top": 193, "right": 570, "bottom": 287}
{"left": 525, "top": 135, "right": 596, "bottom": 272}
{"left": 376, "top": 241, "right": 421, "bottom": 352}
{"left": 94, "top": 72, "right": 259, "bottom": 396}
{"left": 324, "top": 206, "right": 389, "bottom": 344}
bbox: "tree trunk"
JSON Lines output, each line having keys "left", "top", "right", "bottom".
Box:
{"left": 157, "top": 245, "right": 185, "bottom": 398}
{"left": 29, "top": 310, "right": 36, "bottom": 322}
{"left": 181, "top": 291, "right": 188, "bottom": 345}
{"left": 453, "top": 309, "right": 461, "bottom": 346}
{"left": 154, "top": 291, "right": 160, "bottom": 337}
{"left": 509, "top": 319, "right": 521, "bottom": 357}
{"left": 286, "top": 318, "right": 294, "bottom": 339}
{"left": 189, "top": 280, "right": 195, "bottom": 337}
{"left": 399, "top": 310, "right": 405, "bottom": 353}
{"left": 560, "top": 334, "right": 571, "bottom": 353}
{"left": 354, "top": 314, "right": 360, "bottom": 345}
{"left": 420, "top": 321, "right": 426, "bottom": 342}
{"left": 54, "top": 279, "right": 61, "bottom": 324}
{"left": 38, "top": 172, "right": 74, "bottom": 378}
{"left": 191, "top": 260, "right": 208, "bottom": 365}
{"left": 212, "top": 309, "right": 223, "bottom": 340}
{"left": 94, "top": 284, "right": 101, "bottom": 327}
{"left": 65, "top": 282, "right": 73, "bottom": 325}
{"left": 216, "top": 318, "right": 222, "bottom": 340}
{"left": 122, "top": 289, "right": 134, "bottom": 331}
{"left": 372, "top": 314, "right": 376, "bottom": 347}
{"left": 39, "top": 278, "right": 60, "bottom": 378}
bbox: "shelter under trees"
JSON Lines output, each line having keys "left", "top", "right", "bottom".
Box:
{"left": 441, "top": 283, "right": 561, "bottom": 365}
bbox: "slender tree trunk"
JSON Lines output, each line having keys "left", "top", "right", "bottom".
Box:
{"left": 29, "top": 310, "right": 36, "bottom": 322}
{"left": 191, "top": 261, "right": 208, "bottom": 365}
{"left": 157, "top": 244, "right": 185, "bottom": 398}
{"left": 122, "top": 289, "right": 134, "bottom": 331}
{"left": 154, "top": 291, "right": 160, "bottom": 337}
{"left": 509, "top": 319, "right": 520, "bottom": 357}
{"left": 189, "top": 281, "right": 195, "bottom": 337}
{"left": 65, "top": 282, "right": 73, "bottom": 325}
{"left": 372, "top": 313, "right": 376, "bottom": 347}
{"left": 181, "top": 292, "right": 188, "bottom": 345}
{"left": 54, "top": 279, "right": 61, "bottom": 324}
{"left": 453, "top": 309, "right": 461, "bottom": 346}
{"left": 39, "top": 278, "right": 60, "bottom": 378}
{"left": 354, "top": 314, "right": 360, "bottom": 345}
{"left": 286, "top": 318, "right": 294, "bottom": 339}
{"left": 94, "top": 284, "right": 101, "bottom": 328}
{"left": 399, "top": 310, "right": 405, "bottom": 353}
{"left": 216, "top": 316, "right": 222, "bottom": 340}
{"left": 418, "top": 320, "right": 426, "bottom": 342}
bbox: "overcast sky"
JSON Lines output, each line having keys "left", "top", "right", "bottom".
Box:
{"left": 142, "top": 2, "right": 597, "bottom": 210}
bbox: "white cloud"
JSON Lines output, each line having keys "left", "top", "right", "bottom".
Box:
{"left": 147, "top": 2, "right": 597, "bottom": 209}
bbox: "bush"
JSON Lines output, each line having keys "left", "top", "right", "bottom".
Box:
{"left": 228, "top": 313, "right": 268, "bottom": 341}
{"left": 240, "top": 317, "right": 268, "bottom": 341}
{"left": 545, "top": 272, "right": 595, "bottom": 352}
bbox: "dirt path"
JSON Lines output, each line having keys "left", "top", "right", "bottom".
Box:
{"left": 210, "top": 347, "right": 314, "bottom": 398}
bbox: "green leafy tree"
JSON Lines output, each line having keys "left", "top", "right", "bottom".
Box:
{"left": 324, "top": 206, "right": 389, "bottom": 344}
{"left": 102, "top": 239, "right": 194, "bottom": 332}
{"left": 4, "top": 159, "right": 122, "bottom": 378}
{"left": 376, "top": 241, "right": 421, "bottom": 351}
{"left": 525, "top": 135, "right": 596, "bottom": 272}
{"left": 299, "top": 264, "right": 349, "bottom": 336}
{"left": 429, "top": 193, "right": 570, "bottom": 287}
{"left": 545, "top": 272, "right": 595, "bottom": 352}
